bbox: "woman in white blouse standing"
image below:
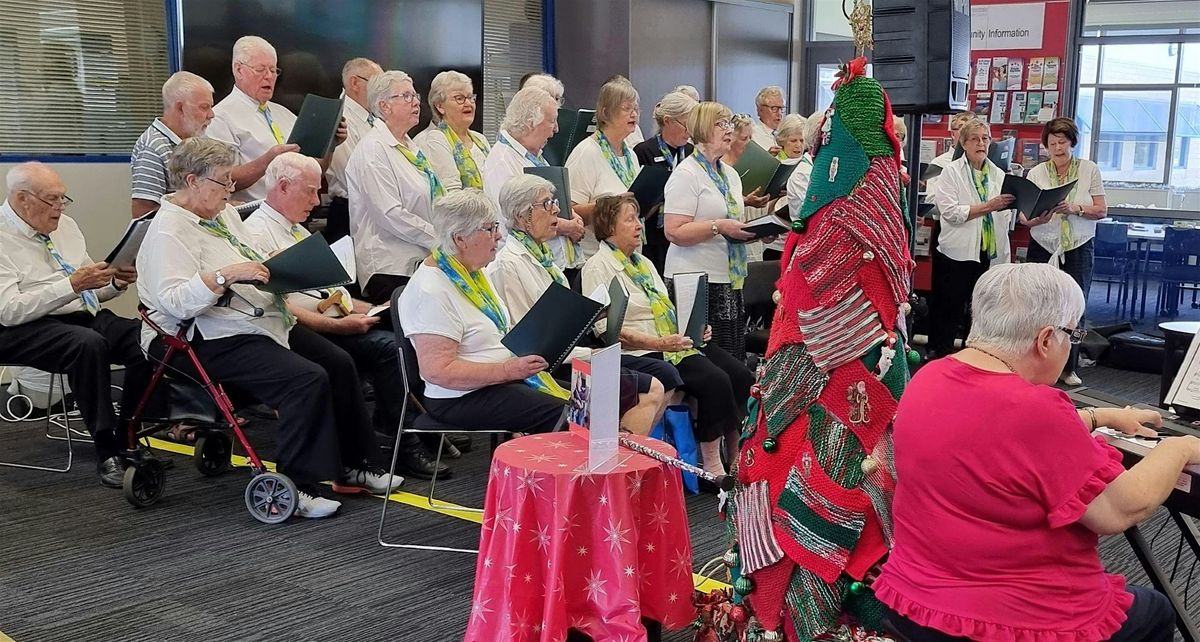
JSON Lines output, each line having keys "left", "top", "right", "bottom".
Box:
{"left": 1021, "top": 117, "right": 1107, "bottom": 386}
{"left": 346, "top": 70, "right": 444, "bottom": 303}
{"left": 565, "top": 78, "right": 642, "bottom": 260}
{"left": 663, "top": 101, "right": 758, "bottom": 362}
{"left": 415, "top": 71, "right": 490, "bottom": 192}
{"left": 928, "top": 119, "right": 1016, "bottom": 359}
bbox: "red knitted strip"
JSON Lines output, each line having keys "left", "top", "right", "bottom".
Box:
{"left": 816, "top": 361, "right": 896, "bottom": 453}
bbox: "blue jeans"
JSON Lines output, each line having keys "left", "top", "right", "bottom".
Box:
{"left": 1027, "top": 238, "right": 1094, "bottom": 373}
{"left": 324, "top": 328, "right": 404, "bottom": 431}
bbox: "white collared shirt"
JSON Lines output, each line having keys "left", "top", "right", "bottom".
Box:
{"left": 931, "top": 156, "right": 1014, "bottom": 264}
{"left": 207, "top": 86, "right": 298, "bottom": 202}
{"left": 326, "top": 96, "right": 376, "bottom": 200}
{"left": 486, "top": 236, "right": 558, "bottom": 324}
{"left": 130, "top": 118, "right": 183, "bottom": 204}
{"left": 345, "top": 125, "right": 438, "bottom": 286}
{"left": 565, "top": 135, "right": 642, "bottom": 259}
{"left": 663, "top": 154, "right": 745, "bottom": 283}
{"left": 136, "top": 197, "right": 291, "bottom": 350}
{"left": 398, "top": 262, "right": 515, "bottom": 399}
{"left": 751, "top": 119, "right": 776, "bottom": 152}
{"left": 1026, "top": 158, "right": 1106, "bottom": 254}
{"left": 581, "top": 246, "right": 668, "bottom": 357}
{"left": 481, "top": 130, "right": 579, "bottom": 268}
{"left": 414, "top": 125, "right": 491, "bottom": 192}
{"left": 243, "top": 203, "right": 354, "bottom": 315}
{"left": 0, "top": 201, "right": 121, "bottom": 326}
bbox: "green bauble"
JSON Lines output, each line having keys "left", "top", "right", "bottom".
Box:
{"left": 734, "top": 575, "right": 755, "bottom": 596}
{"left": 762, "top": 437, "right": 778, "bottom": 453}
{"left": 906, "top": 349, "right": 921, "bottom": 366}
{"left": 791, "top": 219, "right": 807, "bottom": 233}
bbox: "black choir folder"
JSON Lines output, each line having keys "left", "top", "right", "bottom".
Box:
{"left": 104, "top": 210, "right": 155, "bottom": 268}
{"left": 629, "top": 165, "right": 671, "bottom": 218}
{"left": 522, "top": 166, "right": 574, "bottom": 222}
{"left": 543, "top": 108, "right": 597, "bottom": 166}
{"left": 671, "top": 272, "right": 708, "bottom": 346}
{"left": 257, "top": 233, "right": 352, "bottom": 295}
{"left": 600, "top": 277, "right": 629, "bottom": 347}
{"left": 502, "top": 282, "right": 605, "bottom": 371}
{"left": 1001, "top": 175, "right": 1079, "bottom": 219}
{"left": 287, "top": 94, "right": 344, "bottom": 159}
{"left": 729, "top": 211, "right": 790, "bottom": 243}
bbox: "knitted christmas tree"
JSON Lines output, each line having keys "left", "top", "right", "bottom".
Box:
{"left": 726, "top": 57, "right": 915, "bottom": 642}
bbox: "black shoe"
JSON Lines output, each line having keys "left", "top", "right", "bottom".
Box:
{"left": 97, "top": 456, "right": 125, "bottom": 488}
{"left": 420, "top": 433, "right": 462, "bottom": 459}
{"left": 398, "top": 445, "right": 452, "bottom": 481}
{"left": 445, "top": 434, "right": 472, "bottom": 453}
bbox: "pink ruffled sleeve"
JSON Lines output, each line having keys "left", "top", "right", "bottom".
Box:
{"left": 1046, "top": 436, "right": 1127, "bottom": 528}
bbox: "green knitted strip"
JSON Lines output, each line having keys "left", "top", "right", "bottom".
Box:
{"left": 759, "top": 343, "right": 827, "bottom": 439}
{"left": 776, "top": 465, "right": 865, "bottom": 552}
{"left": 798, "top": 113, "right": 871, "bottom": 222}
{"left": 784, "top": 567, "right": 848, "bottom": 642}
{"left": 845, "top": 589, "right": 887, "bottom": 632}
{"left": 832, "top": 77, "right": 894, "bottom": 158}
{"left": 808, "top": 405, "right": 866, "bottom": 489}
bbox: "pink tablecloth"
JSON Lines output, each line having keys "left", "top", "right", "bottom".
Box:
{"left": 463, "top": 431, "right": 696, "bottom": 642}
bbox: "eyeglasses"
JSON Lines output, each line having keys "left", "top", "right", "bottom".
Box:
{"left": 1057, "top": 326, "right": 1087, "bottom": 345}
{"left": 619, "top": 104, "right": 640, "bottom": 115}
{"left": 477, "top": 223, "right": 500, "bottom": 235}
{"left": 203, "top": 175, "right": 236, "bottom": 192}
{"left": 762, "top": 105, "right": 785, "bottom": 113}
{"left": 714, "top": 120, "right": 735, "bottom": 132}
{"left": 388, "top": 91, "right": 421, "bottom": 104}
{"left": 237, "top": 62, "right": 281, "bottom": 76}
{"left": 353, "top": 74, "right": 371, "bottom": 83}
{"left": 23, "top": 191, "right": 73, "bottom": 208}
{"left": 531, "top": 198, "right": 560, "bottom": 212}
{"left": 450, "top": 94, "right": 477, "bottom": 105}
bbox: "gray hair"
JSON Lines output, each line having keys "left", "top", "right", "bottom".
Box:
{"left": 596, "top": 79, "right": 639, "bottom": 128}
{"left": 755, "top": 85, "right": 784, "bottom": 106}
{"left": 672, "top": 85, "right": 701, "bottom": 101}
{"left": 498, "top": 174, "right": 554, "bottom": 232}
{"left": 428, "top": 70, "right": 474, "bottom": 123}
{"left": 523, "top": 74, "right": 564, "bottom": 103}
{"left": 341, "top": 57, "right": 380, "bottom": 88}
{"left": 433, "top": 189, "right": 497, "bottom": 251}
{"left": 501, "top": 87, "right": 557, "bottom": 137}
{"left": 232, "top": 35, "right": 276, "bottom": 64}
{"left": 4, "top": 161, "right": 51, "bottom": 193}
{"left": 653, "top": 91, "right": 699, "bottom": 131}
{"left": 967, "top": 263, "right": 1086, "bottom": 356}
{"left": 366, "top": 70, "right": 413, "bottom": 119}
{"left": 161, "top": 71, "right": 213, "bottom": 109}
{"left": 774, "top": 113, "right": 807, "bottom": 146}
{"left": 264, "top": 152, "right": 321, "bottom": 190}
{"left": 804, "top": 111, "right": 824, "bottom": 152}
{"left": 167, "top": 137, "right": 237, "bottom": 191}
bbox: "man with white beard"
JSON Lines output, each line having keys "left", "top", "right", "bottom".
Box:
{"left": 130, "top": 71, "right": 217, "bottom": 217}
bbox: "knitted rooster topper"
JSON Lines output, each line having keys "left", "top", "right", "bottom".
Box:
{"left": 725, "top": 58, "right": 916, "bottom": 642}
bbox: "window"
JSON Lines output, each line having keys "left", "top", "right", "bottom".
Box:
{"left": 1133, "top": 141, "right": 1160, "bottom": 170}
{"left": 1095, "top": 140, "right": 1121, "bottom": 171}
{"left": 1178, "top": 137, "right": 1192, "bottom": 169}
{"left": 0, "top": 1, "right": 168, "bottom": 157}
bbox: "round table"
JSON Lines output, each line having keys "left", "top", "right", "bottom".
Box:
{"left": 1159, "top": 321, "right": 1200, "bottom": 406}
{"left": 463, "top": 431, "right": 696, "bottom": 642}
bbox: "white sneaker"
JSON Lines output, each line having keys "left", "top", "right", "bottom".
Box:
{"left": 1060, "top": 372, "right": 1083, "bottom": 387}
{"left": 295, "top": 491, "right": 341, "bottom": 519}
{"left": 332, "top": 465, "right": 404, "bottom": 495}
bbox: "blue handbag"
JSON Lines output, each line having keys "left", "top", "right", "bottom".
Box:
{"left": 650, "top": 404, "right": 699, "bottom": 494}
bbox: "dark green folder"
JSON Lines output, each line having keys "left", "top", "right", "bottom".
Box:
{"left": 602, "top": 277, "right": 629, "bottom": 347}
{"left": 733, "top": 141, "right": 782, "bottom": 197}
{"left": 502, "top": 282, "right": 605, "bottom": 371}
{"left": 671, "top": 272, "right": 708, "bottom": 346}
{"left": 523, "top": 166, "right": 574, "bottom": 221}
{"left": 1001, "top": 174, "right": 1078, "bottom": 219}
{"left": 629, "top": 165, "right": 671, "bottom": 218}
{"left": 258, "top": 233, "right": 352, "bottom": 295}
{"left": 287, "top": 94, "right": 344, "bottom": 158}
{"left": 543, "top": 108, "right": 597, "bottom": 166}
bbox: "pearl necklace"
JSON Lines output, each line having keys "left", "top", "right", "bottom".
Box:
{"left": 965, "top": 344, "right": 1016, "bottom": 374}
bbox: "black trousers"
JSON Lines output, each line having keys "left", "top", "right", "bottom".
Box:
{"left": 423, "top": 383, "right": 567, "bottom": 434}
{"left": 288, "top": 326, "right": 378, "bottom": 466}
{"left": 151, "top": 333, "right": 341, "bottom": 484}
{"left": 928, "top": 250, "right": 991, "bottom": 357}
{"left": 362, "top": 274, "right": 410, "bottom": 305}
{"left": 644, "top": 344, "right": 753, "bottom": 442}
{"left": 0, "top": 311, "right": 150, "bottom": 460}
{"left": 320, "top": 196, "right": 350, "bottom": 244}
{"left": 1027, "top": 239, "right": 1095, "bottom": 373}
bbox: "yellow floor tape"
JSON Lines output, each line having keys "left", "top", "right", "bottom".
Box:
{"left": 143, "top": 437, "right": 731, "bottom": 593}
{"left": 0, "top": 632, "right": 15, "bottom": 642}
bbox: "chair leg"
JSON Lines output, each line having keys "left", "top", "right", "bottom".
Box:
{"left": 425, "top": 434, "right": 485, "bottom": 514}
{"left": 0, "top": 373, "right": 74, "bottom": 473}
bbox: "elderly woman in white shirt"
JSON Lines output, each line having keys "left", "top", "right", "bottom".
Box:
{"left": 584, "top": 194, "right": 754, "bottom": 475}
{"left": 633, "top": 91, "right": 699, "bottom": 274}
{"left": 487, "top": 175, "right": 670, "bottom": 435}
{"left": 928, "top": 119, "right": 1016, "bottom": 359}
{"left": 1020, "top": 117, "right": 1108, "bottom": 386}
{"left": 414, "top": 70, "right": 490, "bottom": 192}
{"left": 664, "top": 102, "right": 762, "bottom": 362}
{"left": 565, "top": 77, "right": 643, "bottom": 259}
{"left": 346, "top": 70, "right": 441, "bottom": 304}
{"left": 761, "top": 113, "right": 811, "bottom": 261}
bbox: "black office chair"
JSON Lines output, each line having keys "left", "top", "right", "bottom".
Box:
{"left": 743, "top": 260, "right": 781, "bottom": 358}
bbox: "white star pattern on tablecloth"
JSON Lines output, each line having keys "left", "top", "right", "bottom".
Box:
{"left": 547, "top": 438, "right": 570, "bottom": 449}
{"left": 511, "top": 610, "right": 530, "bottom": 633}
{"left": 598, "top": 494, "right": 609, "bottom": 506}
{"left": 561, "top": 512, "right": 579, "bottom": 533}
{"left": 511, "top": 519, "right": 523, "bottom": 535}
{"left": 517, "top": 470, "right": 545, "bottom": 497}
{"left": 495, "top": 507, "right": 514, "bottom": 531}
{"left": 671, "top": 548, "right": 692, "bottom": 576}
{"left": 644, "top": 542, "right": 656, "bottom": 553}
{"left": 529, "top": 452, "right": 555, "bottom": 464}
{"left": 483, "top": 556, "right": 494, "bottom": 568}
{"left": 533, "top": 525, "right": 551, "bottom": 552}
{"left": 523, "top": 572, "right": 534, "bottom": 583}
{"left": 505, "top": 563, "right": 518, "bottom": 576}
{"left": 667, "top": 592, "right": 679, "bottom": 603}
{"left": 471, "top": 597, "right": 494, "bottom": 623}
{"left": 648, "top": 502, "right": 671, "bottom": 531}
{"left": 584, "top": 569, "right": 609, "bottom": 603}
{"left": 570, "top": 615, "right": 592, "bottom": 632}
{"left": 576, "top": 545, "right": 589, "bottom": 556}
{"left": 629, "top": 472, "right": 644, "bottom": 495}
{"left": 623, "top": 565, "right": 636, "bottom": 577}
{"left": 604, "top": 519, "right": 631, "bottom": 552}
{"left": 532, "top": 622, "right": 543, "bottom": 633}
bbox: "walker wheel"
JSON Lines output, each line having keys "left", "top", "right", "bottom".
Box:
{"left": 123, "top": 459, "right": 166, "bottom": 508}
{"left": 244, "top": 472, "right": 298, "bottom": 524}
{"left": 194, "top": 431, "right": 232, "bottom": 477}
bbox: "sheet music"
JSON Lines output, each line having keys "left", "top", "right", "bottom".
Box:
{"left": 673, "top": 272, "right": 704, "bottom": 341}
{"left": 330, "top": 236, "right": 356, "bottom": 284}
{"left": 1167, "top": 330, "right": 1200, "bottom": 412}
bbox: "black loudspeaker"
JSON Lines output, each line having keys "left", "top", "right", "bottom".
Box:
{"left": 872, "top": 0, "right": 972, "bottom": 114}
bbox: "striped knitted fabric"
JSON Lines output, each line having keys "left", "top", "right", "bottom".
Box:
{"left": 734, "top": 481, "right": 786, "bottom": 574}
{"left": 807, "top": 404, "right": 866, "bottom": 490}
{"left": 799, "top": 113, "right": 872, "bottom": 222}
{"left": 784, "top": 563, "right": 850, "bottom": 641}
{"left": 758, "top": 343, "right": 828, "bottom": 440}
{"left": 796, "top": 288, "right": 889, "bottom": 373}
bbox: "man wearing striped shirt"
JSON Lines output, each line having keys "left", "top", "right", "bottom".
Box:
{"left": 129, "top": 71, "right": 214, "bottom": 218}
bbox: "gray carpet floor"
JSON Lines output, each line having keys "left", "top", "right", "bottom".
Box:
{"left": 0, "top": 363, "right": 1195, "bottom": 641}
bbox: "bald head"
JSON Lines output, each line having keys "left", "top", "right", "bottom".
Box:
{"left": 341, "top": 57, "right": 383, "bottom": 108}
{"left": 6, "top": 162, "right": 68, "bottom": 234}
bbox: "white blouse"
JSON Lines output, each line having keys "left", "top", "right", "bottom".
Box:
{"left": 581, "top": 247, "right": 670, "bottom": 357}
{"left": 663, "top": 155, "right": 745, "bottom": 284}
{"left": 1026, "top": 158, "right": 1106, "bottom": 254}
{"left": 206, "top": 86, "right": 298, "bottom": 202}
{"left": 931, "top": 155, "right": 1014, "bottom": 265}
{"left": 414, "top": 126, "right": 491, "bottom": 192}
{"left": 565, "top": 135, "right": 641, "bottom": 259}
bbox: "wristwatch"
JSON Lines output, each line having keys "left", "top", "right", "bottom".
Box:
{"left": 711, "top": 221, "right": 720, "bottom": 237}
{"left": 214, "top": 271, "right": 228, "bottom": 287}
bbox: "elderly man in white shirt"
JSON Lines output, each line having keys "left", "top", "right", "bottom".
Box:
{"left": 206, "top": 35, "right": 304, "bottom": 203}
{"left": 346, "top": 69, "right": 443, "bottom": 303}
{"left": 751, "top": 85, "right": 786, "bottom": 156}
{"left": 323, "top": 57, "right": 383, "bottom": 242}
{"left": 130, "top": 71, "right": 215, "bottom": 218}
{"left": 481, "top": 86, "right": 585, "bottom": 273}
{"left": 138, "top": 137, "right": 393, "bottom": 519}
{"left": 0, "top": 162, "right": 148, "bottom": 488}
{"left": 244, "top": 153, "right": 448, "bottom": 480}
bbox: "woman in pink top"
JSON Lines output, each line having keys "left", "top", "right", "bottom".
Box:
{"left": 875, "top": 263, "right": 1198, "bottom": 642}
